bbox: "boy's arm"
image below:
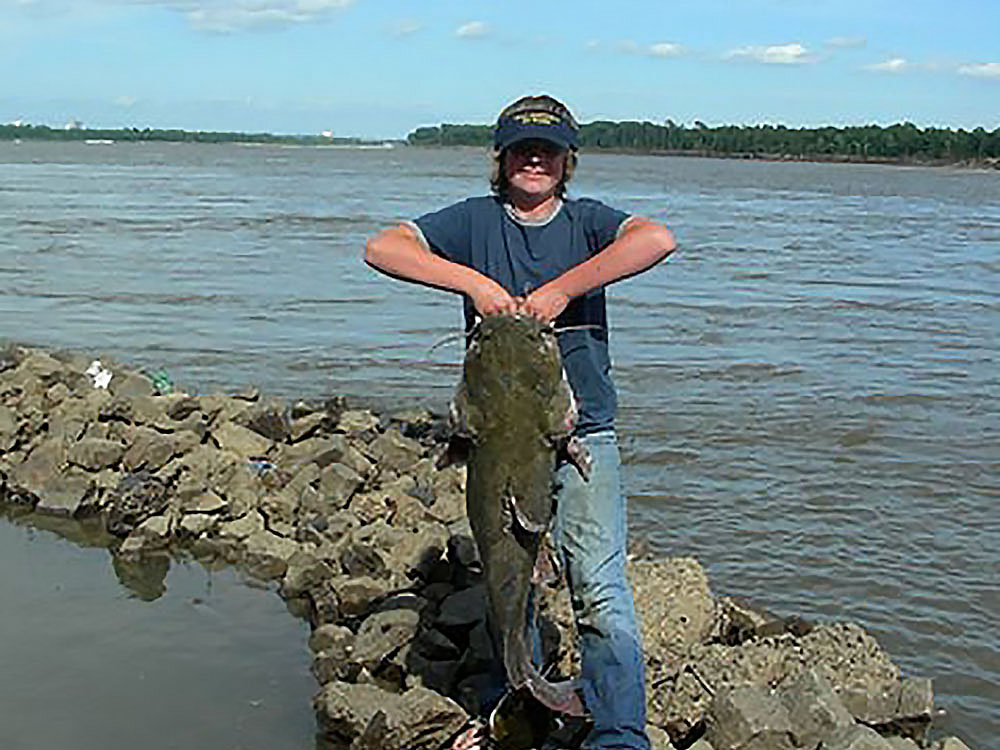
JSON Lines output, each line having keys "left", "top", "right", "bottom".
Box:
{"left": 365, "top": 224, "right": 519, "bottom": 316}
{"left": 522, "top": 218, "right": 676, "bottom": 322}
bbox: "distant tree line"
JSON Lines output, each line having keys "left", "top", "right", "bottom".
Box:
{"left": 0, "top": 124, "right": 377, "bottom": 147}
{"left": 407, "top": 120, "right": 1000, "bottom": 164}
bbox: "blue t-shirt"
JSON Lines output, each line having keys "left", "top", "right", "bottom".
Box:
{"left": 413, "top": 195, "right": 630, "bottom": 434}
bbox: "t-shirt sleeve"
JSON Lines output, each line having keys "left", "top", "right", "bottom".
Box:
{"left": 575, "top": 198, "right": 631, "bottom": 252}
{"left": 411, "top": 200, "right": 474, "bottom": 265}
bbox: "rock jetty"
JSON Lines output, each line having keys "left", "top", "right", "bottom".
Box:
{"left": 0, "top": 344, "right": 975, "bottom": 750}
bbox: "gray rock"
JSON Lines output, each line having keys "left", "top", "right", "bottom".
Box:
{"left": 633, "top": 557, "right": 716, "bottom": 668}
{"left": 436, "top": 585, "right": 486, "bottom": 629}
{"left": 122, "top": 427, "right": 177, "bottom": 472}
{"left": 44, "top": 382, "right": 70, "bottom": 406}
{"left": 647, "top": 724, "right": 676, "bottom": 750}
{"left": 279, "top": 435, "right": 351, "bottom": 470}
{"left": 313, "top": 682, "right": 466, "bottom": 750}
{"left": 837, "top": 683, "right": 902, "bottom": 725}
{"left": 69, "top": 437, "right": 124, "bottom": 471}
{"left": 779, "top": 668, "right": 854, "bottom": 749}
{"left": 310, "top": 624, "right": 359, "bottom": 684}
{"left": 428, "top": 465, "right": 466, "bottom": 523}
{"left": 313, "top": 648, "right": 361, "bottom": 686}
{"left": 127, "top": 395, "right": 173, "bottom": 426}
{"left": 109, "top": 371, "right": 155, "bottom": 398}
{"left": 0, "top": 404, "right": 18, "bottom": 449}
{"left": 179, "top": 513, "right": 216, "bottom": 536}
{"left": 414, "top": 627, "right": 461, "bottom": 661}
{"left": 352, "top": 519, "right": 448, "bottom": 581}
{"left": 823, "top": 724, "right": 894, "bottom": 750}
{"left": 210, "top": 461, "right": 264, "bottom": 517}
{"left": 15, "top": 350, "right": 64, "bottom": 384}
{"left": 896, "top": 677, "right": 934, "bottom": 718}
{"left": 217, "top": 510, "right": 266, "bottom": 540}
{"left": 337, "top": 409, "right": 380, "bottom": 436}
{"left": 290, "top": 412, "right": 326, "bottom": 442}
{"left": 365, "top": 429, "right": 423, "bottom": 475}
{"left": 165, "top": 395, "right": 202, "bottom": 421}
{"left": 260, "top": 489, "right": 299, "bottom": 526}
{"left": 180, "top": 489, "right": 229, "bottom": 514}
{"left": 34, "top": 469, "right": 92, "bottom": 516}
{"left": 352, "top": 609, "right": 421, "bottom": 671}
{"left": 105, "top": 471, "right": 171, "bottom": 537}
{"left": 243, "top": 530, "right": 300, "bottom": 579}
{"left": 332, "top": 575, "right": 400, "bottom": 619}
{"left": 705, "top": 684, "right": 795, "bottom": 750}
{"left": 309, "top": 624, "right": 355, "bottom": 654}
{"left": 313, "top": 682, "right": 387, "bottom": 746}
{"left": 120, "top": 513, "right": 173, "bottom": 554}
{"left": 280, "top": 549, "right": 335, "bottom": 599}
{"left": 455, "top": 624, "right": 495, "bottom": 686}
{"left": 236, "top": 398, "right": 291, "bottom": 442}
{"left": 10, "top": 437, "right": 66, "bottom": 501}
{"left": 934, "top": 738, "right": 973, "bottom": 750}
{"left": 372, "top": 686, "right": 467, "bottom": 750}
{"left": 348, "top": 489, "right": 395, "bottom": 525}
{"left": 402, "top": 652, "right": 460, "bottom": 694}
{"left": 211, "top": 421, "right": 271, "bottom": 458}
{"left": 317, "top": 462, "right": 363, "bottom": 508}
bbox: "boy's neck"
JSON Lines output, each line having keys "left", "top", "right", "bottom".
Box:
{"left": 507, "top": 191, "right": 561, "bottom": 222}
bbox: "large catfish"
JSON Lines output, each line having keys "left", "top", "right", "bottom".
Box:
{"left": 451, "top": 314, "right": 588, "bottom": 717}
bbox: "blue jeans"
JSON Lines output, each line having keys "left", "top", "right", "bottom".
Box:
{"left": 552, "top": 430, "right": 650, "bottom": 750}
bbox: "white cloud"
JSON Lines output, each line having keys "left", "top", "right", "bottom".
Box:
{"left": 958, "top": 62, "right": 1000, "bottom": 79}
{"left": 866, "top": 58, "right": 909, "bottom": 73}
{"left": 455, "top": 20, "right": 489, "bottom": 39}
{"left": 115, "top": 95, "right": 137, "bottom": 107}
{"left": 612, "top": 39, "right": 684, "bottom": 58}
{"left": 158, "top": 0, "right": 354, "bottom": 32}
{"left": 648, "top": 42, "right": 683, "bottom": 58}
{"left": 826, "top": 35, "right": 866, "bottom": 49}
{"left": 726, "top": 43, "right": 813, "bottom": 65}
{"left": 389, "top": 18, "right": 422, "bottom": 37}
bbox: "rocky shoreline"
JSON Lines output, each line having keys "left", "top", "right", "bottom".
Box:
{"left": 0, "top": 344, "right": 975, "bottom": 750}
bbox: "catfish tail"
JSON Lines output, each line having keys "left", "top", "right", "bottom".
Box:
{"left": 504, "top": 628, "right": 588, "bottom": 718}
{"left": 523, "top": 663, "right": 587, "bottom": 717}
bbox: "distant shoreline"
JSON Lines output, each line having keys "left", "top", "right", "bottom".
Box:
{"left": 403, "top": 143, "right": 1000, "bottom": 170}
{"left": 406, "top": 119, "right": 1000, "bottom": 170}
{"left": 589, "top": 147, "right": 1000, "bottom": 170}
{"left": 0, "top": 124, "right": 398, "bottom": 148}
{"left": 3, "top": 123, "right": 998, "bottom": 170}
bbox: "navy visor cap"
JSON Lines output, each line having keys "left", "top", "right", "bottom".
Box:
{"left": 493, "top": 108, "right": 579, "bottom": 152}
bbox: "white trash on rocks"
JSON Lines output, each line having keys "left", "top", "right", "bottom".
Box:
{"left": 85, "top": 359, "right": 113, "bottom": 389}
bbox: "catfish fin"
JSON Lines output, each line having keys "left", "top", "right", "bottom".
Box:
{"left": 507, "top": 494, "right": 548, "bottom": 535}
{"left": 566, "top": 435, "right": 593, "bottom": 482}
{"left": 532, "top": 532, "right": 562, "bottom": 586}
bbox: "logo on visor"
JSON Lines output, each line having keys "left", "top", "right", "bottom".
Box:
{"left": 511, "top": 111, "right": 563, "bottom": 126}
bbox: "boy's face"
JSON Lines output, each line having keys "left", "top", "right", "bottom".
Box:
{"left": 503, "top": 139, "right": 568, "bottom": 202}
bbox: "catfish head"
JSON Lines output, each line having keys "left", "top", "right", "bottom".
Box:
{"left": 458, "top": 315, "right": 574, "bottom": 443}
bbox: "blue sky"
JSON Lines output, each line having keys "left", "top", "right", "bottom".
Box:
{"left": 3, "top": 0, "right": 998, "bottom": 138}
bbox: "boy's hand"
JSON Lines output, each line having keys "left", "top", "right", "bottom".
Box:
{"left": 521, "top": 284, "right": 570, "bottom": 322}
{"left": 469, "top": 277, "right": 519, "bottom": 317}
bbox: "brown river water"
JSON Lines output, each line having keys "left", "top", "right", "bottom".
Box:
{"left": 0, "top": 141, "right": 997, "bottom": 747}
